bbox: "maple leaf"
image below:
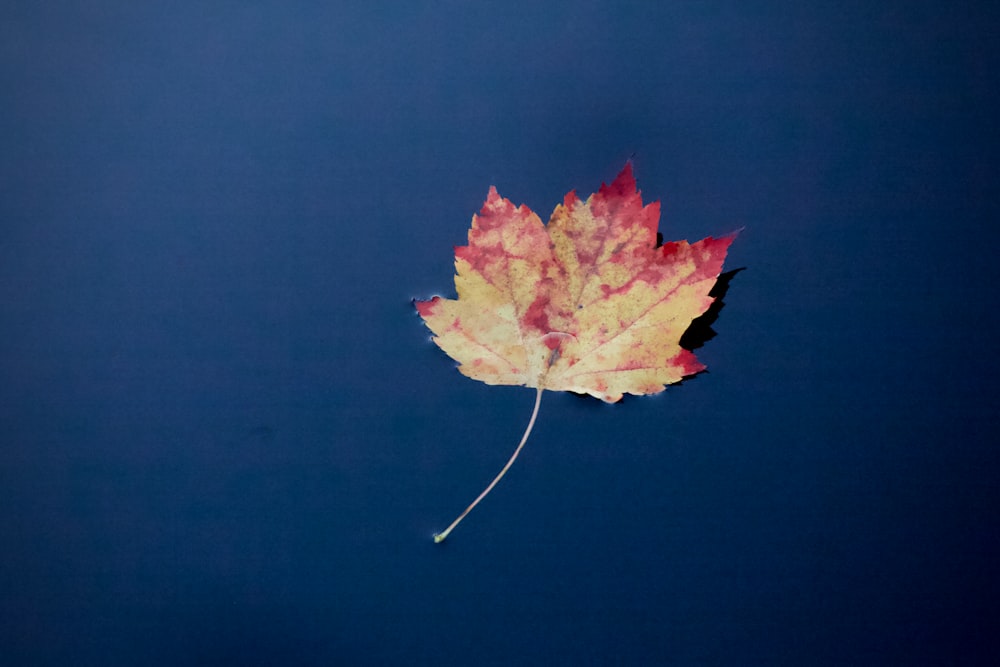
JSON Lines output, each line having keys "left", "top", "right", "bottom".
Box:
{"left": 416, "top": 164, "right": 736, "bottom": 542}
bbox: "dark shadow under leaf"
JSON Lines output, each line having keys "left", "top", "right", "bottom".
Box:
{"left": 679, "top": 268, "right": 744, "bottom": 351}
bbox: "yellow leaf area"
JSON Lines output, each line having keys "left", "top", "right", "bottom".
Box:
{"left": 415, "top": 165, "right": 735, "bottom": 402}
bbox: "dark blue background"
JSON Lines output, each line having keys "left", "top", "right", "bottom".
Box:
{"left": 3, "top": 2, "right": 998, "bottom": 664}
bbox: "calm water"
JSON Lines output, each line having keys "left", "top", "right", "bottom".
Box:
{"left": 2, "top": 2, "right": 998, "bottom": 664}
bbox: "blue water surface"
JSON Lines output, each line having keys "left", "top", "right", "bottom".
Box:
{"left": 2, "top": 2, "right": 997, "bottom": 664}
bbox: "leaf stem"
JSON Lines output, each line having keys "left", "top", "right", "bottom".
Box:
{"left": 433, "top": 387, "right": 544, "bottom": 543}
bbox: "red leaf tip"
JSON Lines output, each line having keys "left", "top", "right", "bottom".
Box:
{"left": 414, "top": 297, "right": 440, "bottom": 317}
{"left": 608, "top": 162, "right": 636, "bottom": 195}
